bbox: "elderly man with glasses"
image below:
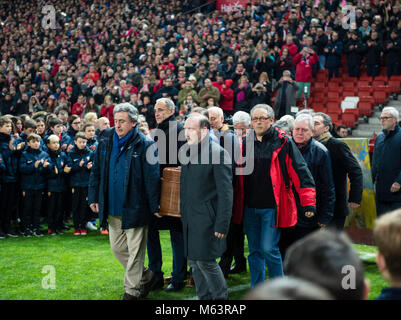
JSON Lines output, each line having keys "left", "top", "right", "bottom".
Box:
{"left": 372, "top": 107, "right": 401, "bottom": 216}
{"left": 241, "top": 104, "right": 316, "bottom": 287}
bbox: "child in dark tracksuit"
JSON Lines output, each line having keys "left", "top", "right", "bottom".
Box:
{"left": 0, "top": 116, "right": 21, "bottom": 238}
{"left": 19, "top": 133, "right": 50, "bottom": 237}
{"left": 66, "top": 132, "right": 94, "bottom": 235}
{"left": 46, "top": 134, "right": 68, "bottom": 235}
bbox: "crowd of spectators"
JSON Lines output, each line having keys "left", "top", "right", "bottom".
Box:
{"left": 1, "top": 0, "right": 401, "bottom": 127}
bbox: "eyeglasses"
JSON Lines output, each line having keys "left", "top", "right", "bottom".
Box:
{"left": 251, "top": 117, "right": 270, "bottom": 122}
{"left": 379, "top": 116, "right": 393, "bottom": 121}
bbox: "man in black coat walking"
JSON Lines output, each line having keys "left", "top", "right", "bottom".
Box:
{"left": 384, "top": 30, "right": 401, "bottom": 78}
{"left": 179, "top": 113, "right": 233, "bottom": 300}
{"left": 313, "top": 112, "right": 363, "bottom": 229}
{"left": 145, "top": 98, "right": 187, "bottom": 293}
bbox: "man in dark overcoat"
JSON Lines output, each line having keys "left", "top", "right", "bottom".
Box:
{"left": 179, "top": 113, "right": 233, "bottom": 300}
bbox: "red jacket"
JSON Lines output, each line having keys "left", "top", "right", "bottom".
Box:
{"left": 280, "top": 43, "right": 299, "bottom": 57}
{"left": 234, "top": 128, "right": 316, "bottom": 227}
{"left": 292, "top": 52, "right": 318, "bottom": 82}
{"left": 100, "top": 105, "right": 115, "bottom": 127}
{"left": 212, "top": 79, "right": 234, "bottom": 111}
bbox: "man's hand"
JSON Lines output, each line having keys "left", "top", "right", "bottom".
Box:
{"left": 64, "top": 165, "right": 71, "bottom": 173}
{"left": 67, "top": 145, "right": 74, "bottom": 153}
{"left": 43, "top": 159, "right": 49, "bottom": 168}
{"left": 348, "top": 202, "right": 360, "bottom": 209}
{"left": 34, "top": 160, "right": 41, "bottom": 168}
{"left": 154, "top": 212, "right": 163, "bottom": 218}
{"left": 87, "top": 161, "right": 92, "bottom": 169}
{"left": 214, "top": 232, "right": 226, "bottom": 239}
{"left": 90, "top": 203, "right": 99, "bottom": 213}
{"left": 305, "top": 211, "right": 315, "bottom": 218}
{"left": 79, "top": 159, "right": 85, "bottom": 167}
{"left": 390, "top": 182, "right": 401, "bottom": 193}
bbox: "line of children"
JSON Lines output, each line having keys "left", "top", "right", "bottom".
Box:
{"left": 0, "top": 114, "right": 104, "bottom": 238}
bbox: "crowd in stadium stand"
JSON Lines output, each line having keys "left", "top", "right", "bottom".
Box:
{"left": 0, "top": 0, "right": 399, "bottom": 235}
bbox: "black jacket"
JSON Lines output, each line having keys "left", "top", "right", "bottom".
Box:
{"left": 321, "top": 137, "right": 363, "bottom": 217}
{"left": 46, "top": 149, "right": 68, "bottom": 192}
{"left": 373, "top": 124, "right": 401, "bottom": 202}
{"left": 365, "top": 38, "right": 382, "bottom": 65}
{"left": 0, "top": 132, "right": 19, "bottom": 183}
{"left": 19, "top": 147, "right": 50, "bottom": 190}
{"left": 345, "top": 39, "right": 365, "bottom": 65}
{"left": 67, "top": 146, "right": 94, "bottom": 188}
{"left": 384, "top": 37, "right": 401, "bottom": 65}
{"left": 294, "top": 138, "right": 335, "bottom": 227}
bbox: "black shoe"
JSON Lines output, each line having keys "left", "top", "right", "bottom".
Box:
{"left": 23, "top": 230, "right": 32, "bottom": 238}
{"left": 150, "top": 276, "right": 164, "bottom": 291}
{"left": 230, "top": 263, "right": 247, "bottom": 274}
{"left": 33, "top": 229, "right": 43, "bottom": 237}
{"left": 0, "top": 230, "right": 7, "bottom": 239}
{"left": 122, "top": 292, "right": 139, "bottom": 300}
{"left": 61, "top": 224, "right": 70, "bottom": 230}
{"left": 164, "top": 282, "right": 185, "bottom": 293}
{"left": 55, "top": 229, "right": 64, "bottom": 235}
{"left": 6, "top": 229, "right": 19, "bottom": 238}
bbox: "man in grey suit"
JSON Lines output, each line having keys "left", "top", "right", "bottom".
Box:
{"left": 179, "top": 113, "right": 233, "bottom": 300}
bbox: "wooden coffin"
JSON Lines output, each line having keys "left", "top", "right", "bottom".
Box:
{"left": 159, "top": 167, "right": 181, "bottom": 218}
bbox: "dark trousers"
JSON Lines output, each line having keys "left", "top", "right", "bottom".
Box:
{"left": 387, "top": 61, "right": 401, "bottom": 78}
{"left": 348, "top": 62, "right": 360, "bottom": 78}
{"left": 219, "top": 222, "right": 246, "bottom": 275}
{"left": 279, "top": 225, "right": 318, "bottom": 262}
{"left": 328, "top": 215, "right": 347, "bottom": 231}
{"left": 366, "top": 64, "right": 380, "bottom": 78}
{"left": 47, "top": 191, "right": 64, "bottom": 231}
{"left": 71, "top": 186, "right": 88, "bottom": 230}
{"left": 376, "top": 200, "right": 401, "bottom": 217}
{"left": 0, "top": 182, "right": 18, "bottom": 232}
{"left": 147, "top": 216, "right": 187, "bottom": 284}
{"left": 22, "top": 189, "right": 43, "bottom": 231}
{"left": 328, "top": 67, "right": 339, "bottom": 79}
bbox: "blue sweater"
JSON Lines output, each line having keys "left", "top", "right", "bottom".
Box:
{"left": 19, "top": 147, "right": 50, "bottom": 190}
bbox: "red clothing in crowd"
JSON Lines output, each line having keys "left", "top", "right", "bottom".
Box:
{"left": 292, "top": 52, "right": 319, "bottom": 82}
{"left": 100, "top": 104, "right": 115, "bottom": 127}
{"left": 280, "top": 43, "right": 299, "bottom": 57}
{"left": 72, "top": 102, "right": 86, "bottom": 117}
{"left": 212, "top": 79, "right": 234, "bottom": 111}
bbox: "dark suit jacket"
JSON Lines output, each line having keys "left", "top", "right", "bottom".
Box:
{"left": 179, "top": 137, "right": 233, "bottom": 260}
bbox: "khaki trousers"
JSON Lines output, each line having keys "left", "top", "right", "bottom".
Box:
{"left": 108, "top": 216, "right": 153, "bottom": 297}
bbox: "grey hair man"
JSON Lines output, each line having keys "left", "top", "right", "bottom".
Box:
{"left": 232, "top": 111, "right": 251, "bottom": 137}
{"left": 243, "top": 104, "right": 316, "bottom": 287}
{"left": 145, "top": 97, "right": 188, "bottom": 293}
{"left": 88, "top": 103, "right": 161, "bottom": 300}
{"left": 312, "top": 112, "right": 363, "bottom": 229}
{"left": 372, "top": 106, "right": 401, "bottom": 216}
{"left": 279, "top": 114, "right": 335, "bottom": 259}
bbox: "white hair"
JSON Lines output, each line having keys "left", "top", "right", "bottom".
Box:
{"left": 295, "top": 113, "right": 314, "bottom": 130}
{"left": 156, "top": 97, "right": 176, "bottom": 111}
{"left": 232, "top": 111, "right": 251, "bottom": 127}
{"left": 208, "top": 106, "right": 224, "bottom": 118}
{"left": 382, "top": 107, "right": 399, "bottom": 120}
{"left": 250, "top": 104, "right": 275, "bottom": 120}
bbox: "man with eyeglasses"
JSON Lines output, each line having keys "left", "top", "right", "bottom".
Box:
{"left": 372, "top": 107, "right": 401, "bottom": 216}
{"left": 242, "top": 104, "right": 316, "bottom": 287}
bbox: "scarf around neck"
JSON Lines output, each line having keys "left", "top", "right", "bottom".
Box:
{"left": 316, "top": 131, "right": 332, "bottom": 144}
